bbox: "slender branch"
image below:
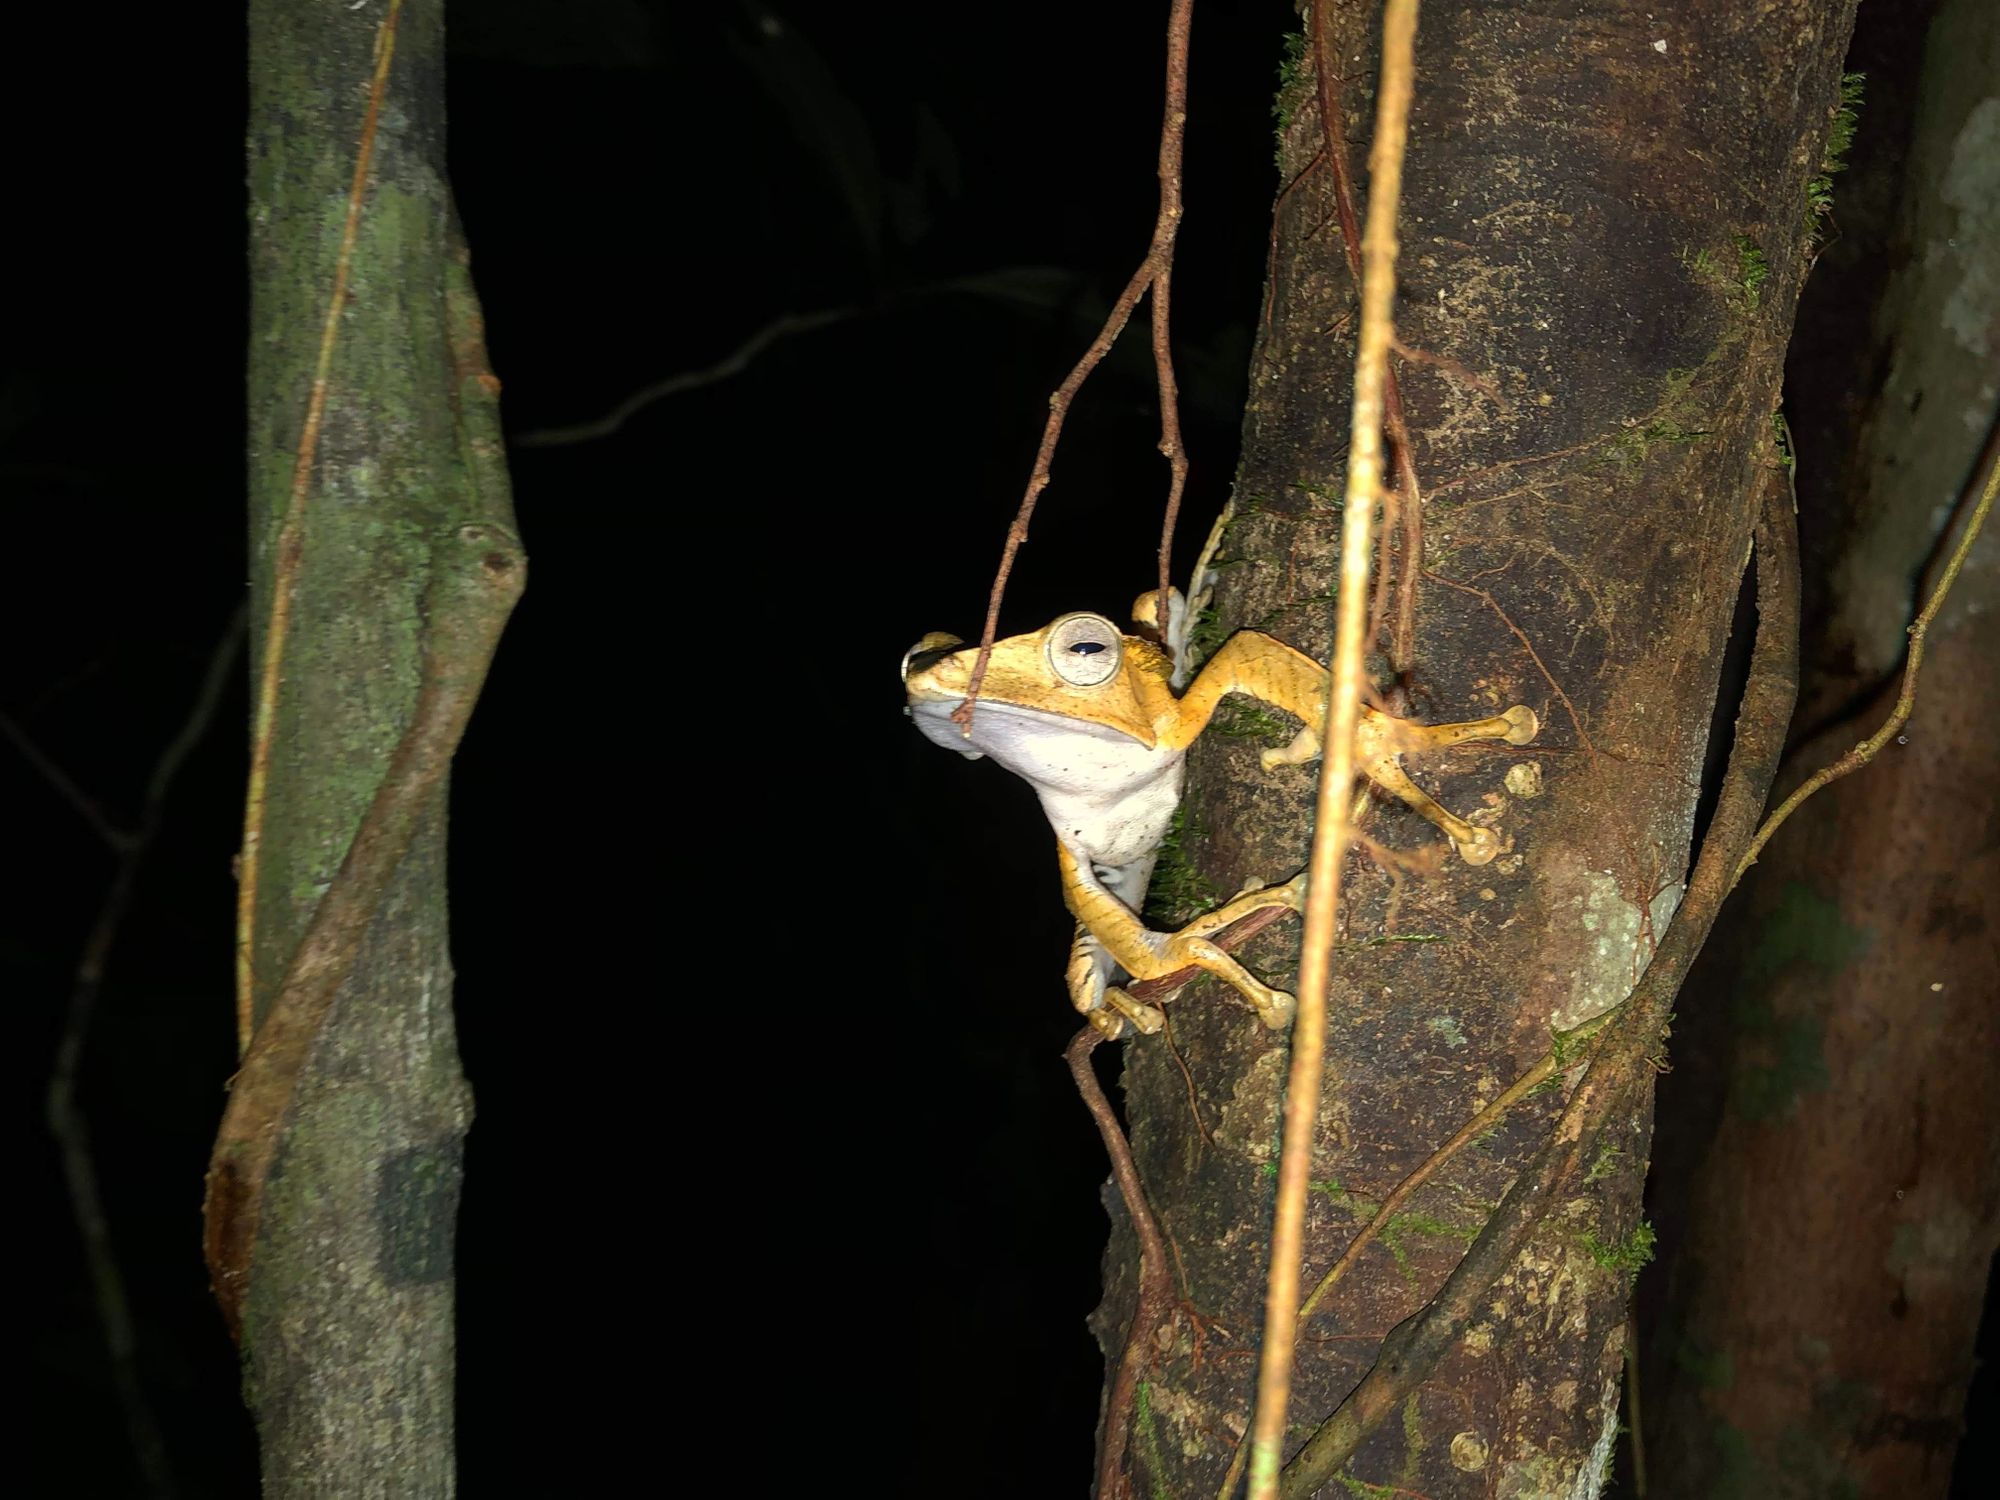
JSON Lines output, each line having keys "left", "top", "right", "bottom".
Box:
{"left": 1310, "top": 0, "right": 1424, "bottom": 674}
{"left": 1152, "top": 258, "right": 1191, "bottom": 622}
{"left": 44, "top": 607, "right": 247, "bottom": 1500}
{"left": 1732, "top": 448, "right": 1995, "bottom": 884}
{"left": 1278, "top": 466, "right": 1800, "bottom": 1497}
{"left": 204, "top": 527, "right": 524, "bottom": 1339}
{"left": 2, "top": 714, "right": 131, "bottom": 852}
{"left": 1068, "top": 1029, "right": 1177, "bottom": 1500}
{"left": 509, "top": 307, "right": 855, "bottom": 448}
{"left": 954, "top": 0, "right": 1194, "bottom": 731}
{"left": 1246, "top": 6, "right": 1419, "bottom": 1497}
{"left": 235, "top": 0, "right": 404, "bottom": 1053}
{"left": 1150, "top": 0, "right": 1194, "bottom": 617}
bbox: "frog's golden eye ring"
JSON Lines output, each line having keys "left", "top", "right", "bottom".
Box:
{"left": 1045, "top": 613, "right": 1123, "bottom": 688}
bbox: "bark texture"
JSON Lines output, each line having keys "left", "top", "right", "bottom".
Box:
{"left": 241, "top": 1, "right": 514, "bottom": 1490}
{"left": 1092, "top": 2, "right": 1858, "bottom": 1494}
{"left": 1644, "top": 1, "right": 2000, "bottom": 1492}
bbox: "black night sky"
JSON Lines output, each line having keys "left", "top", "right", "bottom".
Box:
{"left": 14, "top": 2, "right": 1992, "bottom": 1495}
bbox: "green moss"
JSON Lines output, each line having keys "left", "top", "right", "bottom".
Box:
{"left": 1585, "top": 1142, "right": 1625, "bottom": 1184}
{"left": 1771, "top": 410, "right": 1795, "bottom": 472}
{"left": 1609, "top": 367, "right": 1712, "bottom": 468}
{"left": 1733, "top": 235, "right": 1769, "bottom": 309}
{"left": 1146, "top": 805, "right": 1220, "bottom": 925}
{"left": 1273, "top": 31, "right": 1309, "bottom": 152}
{"left": 1806, "top": 73, "right": 1866, "bottom": 232}
{"left": 1133, "top": 1382, "right": 1170, "bottom": 1500}
{"left": 1210, "top": 697, "right": 1295, "bottom": 743}
{"left": 1335, "top": 1475, "right": 1396, "bottom": 1499}
{"left": 1380, "top": 1208, "right": 1480, "bottom": 1283}
{"left": 1144, "top": 812, "right": 1216, "bottom": 928}
{"left": 1681, "top": 237, "right": 1769, "bottom": 313}
{"left": 1184, "top": 603, "right": 1229, "bottom": 669}
{"left": 1582, "top": 1218, "right": 1656, "bottom": 1278}
{"left": 1399, "top": 1392, "right": 1426, "bottom": 1486}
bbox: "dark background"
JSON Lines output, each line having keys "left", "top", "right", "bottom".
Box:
{"left": 11, "top": 1, "right": 1987, "bottom": 1495}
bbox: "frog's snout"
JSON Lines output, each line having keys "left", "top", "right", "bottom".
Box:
{"left": 900, "top": 632, "right": 965, "bottom": 684}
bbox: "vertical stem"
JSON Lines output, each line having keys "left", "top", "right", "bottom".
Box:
{"left": 1245, "top": 3, "right": 1420, "bottom": 1495}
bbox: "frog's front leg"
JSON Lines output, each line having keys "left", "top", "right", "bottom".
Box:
{"left": 1058, "top": 844, "right": 1298, "bottom": 1033}
{"left": 1161, "top": 632, "right": 1329, "bottom": 761}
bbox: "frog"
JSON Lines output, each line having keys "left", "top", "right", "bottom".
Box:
{"left": 901, "top": 589, "right": 1538, "bottom": 1040}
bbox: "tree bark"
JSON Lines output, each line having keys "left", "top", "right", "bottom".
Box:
{"left": 235, "top": 0, "right": 517, "bottom": 1490}
{"left": 1643, "top": 0, "right": 2000, "bottom": 1492}
{"left": 1093, "top": 2, "right": 1858, "bottom": 1494}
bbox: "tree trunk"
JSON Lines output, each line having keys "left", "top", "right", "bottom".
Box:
{"left": 234, "top": 0, "right": 517, "bottom": 1489}
{"left": 1643, "top": 0, "right": 2000, "bottom": 1492}
{"left": 1093, "top": 2, "right": 1857, "bottom": 1493}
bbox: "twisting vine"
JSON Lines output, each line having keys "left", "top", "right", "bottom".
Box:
{"left": 234, "top": 0, "right": 405, "bottom": 1053}
{"left": 952, "top": 0, "right": 1196, "bottom": 733}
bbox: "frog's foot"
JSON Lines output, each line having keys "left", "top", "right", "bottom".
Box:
{"left": 1103, "top": 987, "right": 1165, "bottom": 1035}
{"left": 1085, "top": 1006, "right": 1130, "bottom": 1040}
{"left": 1160, "top": 935, "right": 1296, "bottom": 1030}
{"left": 1259, "top": 725, "right": 1321, "bottom": 771}
{"left": 1354, "top": 702, "right": 1538, "bottom": 864}
{"left": 1260, "top": 989, "right": 1297, "bottom": 1029}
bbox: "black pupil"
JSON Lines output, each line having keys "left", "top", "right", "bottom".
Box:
{"left": 1071, "top": 641, "right": 1106, "bottom": 655}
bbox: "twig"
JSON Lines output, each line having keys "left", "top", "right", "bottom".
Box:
{"left": 1732, "top": 447, "right": 1995, "bottom": 884}
{"left": 1310, "top": 0, "right": 1424, "bottom": 675}
{"left": 1149, "top": 1, "right": 1194, "bottom": 617}
{"left": 45, "top": 606, "right": 248, "bottom": 1500}
{"left": 509, "top": 307, "right": 854, "bottom": 448}
{"left": 235, "top": 0, "right": 404, "bottom": 1053}
{"left": 1068, "top": 1027, "right": 1177, "bottom": 1500}
{"left": 1277, "top": 464, "right": 1800, "bottom": 1497}
{"left": 1, "top": 713, "right": 131, "bottom": 853}
{"left": 1246, "top": 5, "right": 1420, "bottom": 1497}
{"left": 204, "top": 526, "right": 524, "bottom": 1339}
{"left": 953, "top": 0, "right": 1195, "bottom": 732}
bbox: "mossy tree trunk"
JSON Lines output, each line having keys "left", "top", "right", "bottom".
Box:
{"left": 1093, "top": 2, "right": 1857, "bottom": 1494}
{"left": 1642, "top": 1, "right": 1999, "bottom": 1492}
{"left": 237, "top": 0, "right": 516, "bottom": 1490}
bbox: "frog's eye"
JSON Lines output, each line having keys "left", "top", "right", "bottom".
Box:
{"left": 1046, "top": 613, "right": 1123, "bottom": 687}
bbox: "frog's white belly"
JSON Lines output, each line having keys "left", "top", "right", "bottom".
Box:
{"left": 908, "top": 700, "right": 1185, "bottom": 868}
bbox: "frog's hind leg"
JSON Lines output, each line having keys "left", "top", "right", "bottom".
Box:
{"left": 1174, "top": 872, "right": 1307, "bottom": 940}
{"left": 1058, "top": 844, "right": 1297, "bottom": 1030}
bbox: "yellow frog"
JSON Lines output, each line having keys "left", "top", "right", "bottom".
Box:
{"left": 901, "top": 592, "right": 1537, "bottom": 1039}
